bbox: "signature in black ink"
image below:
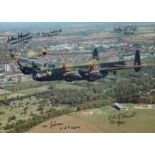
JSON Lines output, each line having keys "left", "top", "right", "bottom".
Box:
{"left": 42, "top": 121, "right": 80, "bottom": 130}
{"left": 42, "top": 121, "right": 63, "bottom": 128}
{"left": 108, "top": 111, "right": 136, "bottom": 127}
{"left": 59, "top": 125, "right": 80, "bottom": 130}
{"left": 50, "top": 121, "right": 63, "bottom": 128}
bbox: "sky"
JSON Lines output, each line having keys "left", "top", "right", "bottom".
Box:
{"left": 0, "top": 22, "right": 142, "bottom": 31}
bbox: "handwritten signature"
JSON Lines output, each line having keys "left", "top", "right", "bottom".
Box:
{"left": 50, "top": 121, "right": 63, "bottom": 128}
{"left": 42, "top": 121, "right": 80, "bottom": 130}
{"left": 59, "top": 125, "right": 80, "bottom": 130}
{"left": 108, "top": 111, "right": 136, "bottom": 127}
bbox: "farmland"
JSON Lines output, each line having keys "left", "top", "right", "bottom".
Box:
{"left": 28, "top": 104, "right": 155, "bottom": 133}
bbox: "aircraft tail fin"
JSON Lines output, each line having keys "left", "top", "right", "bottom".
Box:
{"left": 92, "top": 48, "right": 99, "bottom": 60}
{"left": 134, "top": 50, "right": 141, "bottom": 72}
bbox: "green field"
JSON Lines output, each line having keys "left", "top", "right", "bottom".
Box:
{"left": 55, "top": 82, "right": 87, "bottom": 90}
{"left": 2, "top": 82, "right": 86, "bottom": 100}
{"left": 74, "top": 105, "right": 155, "bottom": 132}
{"left": 28, "top": 104, "right": 155, "bottom": 133}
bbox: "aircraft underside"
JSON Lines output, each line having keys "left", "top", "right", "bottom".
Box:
{"left": 31, "top": 68, "right": 109, "bottom": 82}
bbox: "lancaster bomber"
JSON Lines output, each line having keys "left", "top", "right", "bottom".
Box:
{"left": 11, "top": 48, "right": 145, "bottom": 82}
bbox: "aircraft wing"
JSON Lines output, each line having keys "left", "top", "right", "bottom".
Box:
{"left": 90, "top": 64, "right": 153, "bottom": 73}
{"left": 17, "top": 56, "right": 47, "bottom": 67}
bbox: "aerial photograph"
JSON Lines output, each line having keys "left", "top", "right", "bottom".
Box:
{"left": 0, "top": 22, "right": 155, "bottom": 133}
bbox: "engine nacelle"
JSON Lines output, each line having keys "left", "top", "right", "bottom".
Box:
{"left": 100, "top": 70, "right": 108, "bottom": 77}
{"left": 64, "top": 73, "right": 82, "bottom": 82}
{"left": 19, "top": 67, "right": 33, "bottom": 75}
{"left": 32, "top": 72, "right": 54, "bottom": 81}
{"left": 87, "top": 72, "right": 103, "bottom": 81}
